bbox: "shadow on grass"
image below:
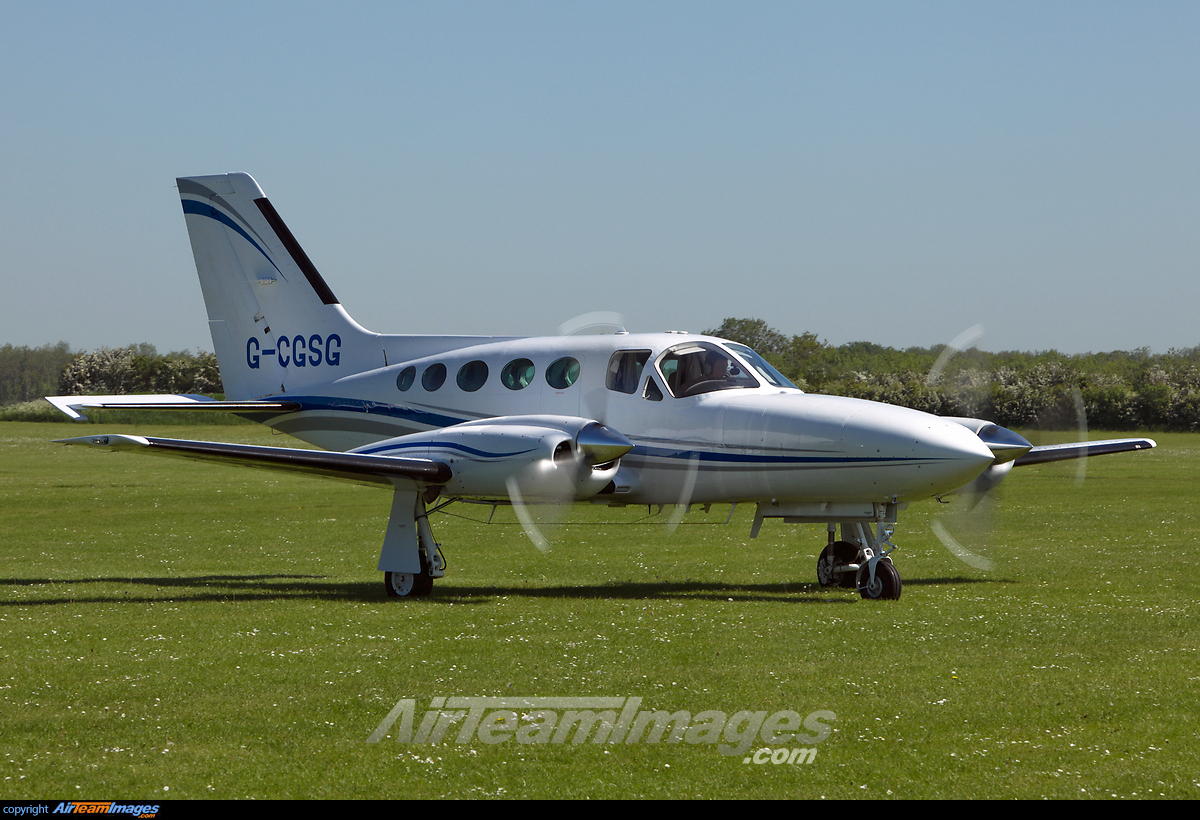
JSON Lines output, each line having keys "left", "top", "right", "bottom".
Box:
{"left": 0, "top": 571, "right": 1012, "bottom": 606}
{"left": 429, "top": 579, "right": 852, "bottom": 605}
{"left": 0, "top": 573, "right": 353, "bottom": 606}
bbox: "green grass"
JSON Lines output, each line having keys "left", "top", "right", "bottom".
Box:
{"left": 0, "top": 401, "right": 254, "bottom": 425}
{"left": 1, "top": 421, "right": 1196, "bottom": 799}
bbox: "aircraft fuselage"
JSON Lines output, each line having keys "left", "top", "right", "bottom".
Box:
{"left": 253, "top": 332, "right": 995, "bottom": 507}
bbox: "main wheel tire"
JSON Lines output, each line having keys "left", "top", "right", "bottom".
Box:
{"left": 856, "top": 560, "right": 902, "bottom": 600}
{"left": 817, "top": 541, "right": 860, "bottom": 588}
{"left": 384, "top": 570, "right": 434, "bottom": 598}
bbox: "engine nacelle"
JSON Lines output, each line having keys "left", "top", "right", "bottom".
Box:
{"left": 941, "top": 417, "right": 1031, "bottom": 498}
{"left": 942, "top": 417, "right": 1033, "bottom": 465}
{"left": 351, "top": 415, "right": 632, "bottom": 502}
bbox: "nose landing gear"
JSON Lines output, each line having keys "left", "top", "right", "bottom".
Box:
{"left": 752, "top": 502, "right": 904, "bottom": 601}
{"left": 815, "top": 523, "right": 903, "bottom": 600}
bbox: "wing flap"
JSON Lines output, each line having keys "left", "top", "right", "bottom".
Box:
{"left": 56, "top": 434, "right": 452, "bottom": 487}
{"left": 1013, "top": 437, "right": 1156, "bottom": 466}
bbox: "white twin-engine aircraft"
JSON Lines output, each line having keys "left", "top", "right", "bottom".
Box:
{"left": 49, "top": 173, "right": 1156, "bottom": 600}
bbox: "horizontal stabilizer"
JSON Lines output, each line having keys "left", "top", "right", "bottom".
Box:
{"left": 1014, "top": 437, "right": 1157, "bottom": 466}
{"left": 56, "top": 434, "right": 452, "bottom": 487}
{"left": 46, "top": 394, "right": 300, "bottom": 421}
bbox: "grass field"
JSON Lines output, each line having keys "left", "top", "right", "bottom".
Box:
{"left": 1, "top": 421, "right": 1196, "bottom": 799}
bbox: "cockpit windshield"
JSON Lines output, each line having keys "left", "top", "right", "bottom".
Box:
{"left": 658, "top": 342, "right": 760, "bottom": 398}
{"left": 726, "top": 343, "right": 798, "bottom": 390}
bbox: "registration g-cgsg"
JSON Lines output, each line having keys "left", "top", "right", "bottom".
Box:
{"left": 246, "top": 333, "right": 341, "bottom": 369}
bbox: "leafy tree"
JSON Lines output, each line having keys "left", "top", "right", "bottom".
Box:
{"left": 58, "top": 345, "right": 221, "bottom": 396}
{"left": 704, "top": 317, "right": 1196, "bottom": 430}
{"left": 0, "top": 342, "right": 76, "bottom": 405}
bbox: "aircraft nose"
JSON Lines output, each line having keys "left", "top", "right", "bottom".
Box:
{"left": 841, "top": 405, "right": 996, "bottom": 498}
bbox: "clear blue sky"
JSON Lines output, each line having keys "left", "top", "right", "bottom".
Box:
{"left": 2, "top": 1, "right": 1197, "bottom": 356}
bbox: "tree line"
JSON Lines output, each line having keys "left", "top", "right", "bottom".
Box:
{"left": 0, "top": 343, "right": 222, "bottom": 407}
{"left": 5, "top": 326, "right": 1200, "bottom": 430}
{"left": 705, "top": 318, "right": 1200, "bottom": 431}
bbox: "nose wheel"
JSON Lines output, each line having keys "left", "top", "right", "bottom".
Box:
{"left": 814, "top": 524, "right": 903, "bottom": 600}
{"left": 856, "top": 559, "right": 901, "bottom": 600}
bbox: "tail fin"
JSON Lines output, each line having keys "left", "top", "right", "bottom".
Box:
{"left": 178, "top": 173, "right": 380, "bottom": 399}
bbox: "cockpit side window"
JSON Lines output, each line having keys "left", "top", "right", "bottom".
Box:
{"left": 658, "top": 342, "right": 759, "bottom": 398}
{"left": 605, "top": 350, "right": 651, "bottom": 394}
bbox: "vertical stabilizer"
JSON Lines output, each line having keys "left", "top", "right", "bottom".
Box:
{"left": 178, "top": 173, "right": 381, "bottom": 399}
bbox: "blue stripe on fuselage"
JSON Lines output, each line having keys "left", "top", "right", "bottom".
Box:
{"left": 251, "top": 396, "right": 949, "bottom": 468}
{"left": 268, "top": 396, "right": 469, "bottom": 430}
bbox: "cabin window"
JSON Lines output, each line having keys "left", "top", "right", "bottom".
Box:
{"left": 457, "top": 360, "right": 489, "bottom": 392}
{"left": 396, "top": 366, "right": 416, "bottom": 391}
{"left": 422, "top": 363, "right": 447, "bottom": 391}
{"left": 501, "top": 358, "right": 536, "bottom": 390}
{"left": 546, "top": 357, "right": 580, "bottom": 390}
{"left": 643, "top": 377, "right": 664, "bottom": 401}
{"left": 606, "top": 350, "right": 651, "bottom": 394}
{"left": 658, "top": 342, "right": 758, "bottom": 398}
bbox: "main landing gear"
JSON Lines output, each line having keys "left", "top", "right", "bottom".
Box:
{"left": 384, "top": 550, "right": 444, "bottom": 597}
{"left": 383, "top": 537, "right": 445, "bottom": 598}
{"left": 815, "top": 524, "right": 902, "bottom": 601}
{"left": 380, "top": 486, "right": 447, "bottom": 598}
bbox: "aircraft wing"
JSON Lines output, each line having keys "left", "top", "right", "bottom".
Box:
{"left": 55, "top": 434, "right": 452, "bottom": 487}
{"left": 46, "top": 394, "right": 300, "bottom": 421}
{"left": 1013, "top": 437, "right": 1156, "bottom": 467}
{"left": 56, "top": 415, "right": 630, "bottom": 502}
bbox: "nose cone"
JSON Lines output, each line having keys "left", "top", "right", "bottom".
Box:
{"left": 576, "top": 422, "right": 633, "bottom": 465}
{"left": 976, "top": 423, "right": 1033, "bottom": 464}
{"left": 841, "top": 404, "right": 996, "bottom": 499}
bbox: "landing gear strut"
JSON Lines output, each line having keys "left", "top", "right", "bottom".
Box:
{"left": 380, "top": 486, "right": 447, "bottom": 598}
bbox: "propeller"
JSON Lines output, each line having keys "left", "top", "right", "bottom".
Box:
{"left": 931, "top": 420, "right": 1029, "bottom": 572}
{"left": 1070, "top": 387, "right": 1088, "bottom": 487}
{"left": 504, "top": 420, "right": 632, "bottom": 552}
{"left": 664, "top": 453, "right": 700, "bottom": 534}
{"left": 526, "top": 313, "right": 714, "bottom": 541}
{"left": 926, "top": 324, "right": 984, "bottom": 389}
{"left": 503, "top": 312, "right": 630, "bottom": 551}
{"left": 505, "top": 473, "right": 555, "bottom": 553}
{"left": 557, "top": 311, "right": 627, "bottom": 337}
{"left": 927, "top": 325, "right": 1090, "bottom": 571}
{"left": 927, "top": 325, "right": 1006, "bottom": 570}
